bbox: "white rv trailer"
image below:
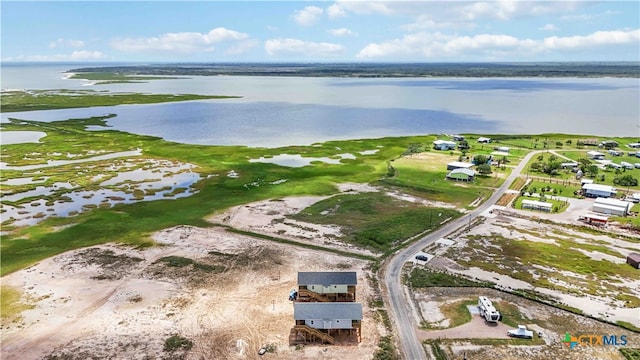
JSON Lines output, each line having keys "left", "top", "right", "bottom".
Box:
{"left": 478, "top": 296, "right": 501, "bottom": 323}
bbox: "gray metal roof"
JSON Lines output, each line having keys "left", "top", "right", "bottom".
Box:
{"left": 294, "top": 302, "right": 363, "bottom": 320}
{"left": 298, "top": 272, "right": 357, "bottom": 286}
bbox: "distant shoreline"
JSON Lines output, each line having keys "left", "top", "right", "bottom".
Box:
{"left": 67, "top": 62, "right": 640, "bottom": 78}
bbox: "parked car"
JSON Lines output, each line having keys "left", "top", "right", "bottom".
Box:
{"left": 415, "top": 254, "right": 429, "bottom": 261}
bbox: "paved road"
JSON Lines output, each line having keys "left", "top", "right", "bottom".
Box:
{"left": 383, "top": 150, "right": 541, "bottom": 360}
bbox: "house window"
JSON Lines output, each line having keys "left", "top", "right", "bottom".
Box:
{"left": 310, "top": 320, "right": 314, "bottom": 325}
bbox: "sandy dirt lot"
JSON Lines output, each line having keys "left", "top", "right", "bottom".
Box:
{"left": 1, "top": 224, "right": 380, "bottom": 360}
{"left": 421, "top": 206, "right": 640, "bottom": 328}
{"left": 412, "top": 287, "right": 639, "bottom": 360}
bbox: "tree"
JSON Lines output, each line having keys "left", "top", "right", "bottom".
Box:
{"left": 477, "top": 164, "right": 492, "bottom": 175}
{"left": 474, "top": 154, "right": 489, "bottom": 165}
{"left": 586, "top": 165, "right": 599, "bottom": 177}
{"left": 613, "top": 175, "right": 638, "bottom": 187}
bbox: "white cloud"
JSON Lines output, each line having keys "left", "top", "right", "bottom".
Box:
{"left": 540, "top": 24, "right": 558, "bottom": 31}
{"left": 331, "top": 1, "right": 581, "bottom": 20}
{"left": 328, "top": 28, "right": 357, "bottom": 37}
{"left": 327, "top": 4, "right": 346, "bottom": 18}
{"left": 206, "top": 28, "right": 248, "bottom": 42}
{"left": 49, "top": 38, "right": 85, "bottom": 49}
{"left": 357, "top": 29, "right": 640, "bottom": 59}
{"left": 293, "top": 6, "right": 324, "bottom": 26}
{"left": 455, "top": 1, "right": 581, "bottom": 21}
{"left": 265, "top": 38, "right": 344, "bottom": 57}
{"left": 331, "top": 1, "right": 395, "bottom": 16}
{"left": 6, "top": 50, "right": 105, "bottom": 62}
{"left": 543, "top": 29, "right": 640, "bottom": 49}
{"left": 402, "top": 14, "right": 468, "bottom": 31}
{"left": 111, "top": 27, "right": 249, "bottom": 54}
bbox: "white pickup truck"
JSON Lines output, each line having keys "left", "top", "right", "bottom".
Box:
{"left": 507, "top": 325, "right": 534, "bottom": 339}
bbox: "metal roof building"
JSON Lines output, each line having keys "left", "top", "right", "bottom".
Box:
{"left": 522, "top": 199, "right": 552, "bottom": 212}
{"left": 298, "top": 272, "right": 357, "bottom": 286}
{"left": 294, "top": 302, "right": 363, "bottom": 327}
{"left": 582, "top": 183, "right": 617, "bottom": 198}
{"left": 446, "top": 168, "right": 475, "bottom": 182}
{"left": 592, "top": 197, "right": 631, "bottom": 216}
{"left": 446, "top": 161, "right": 474, "bottom": 170}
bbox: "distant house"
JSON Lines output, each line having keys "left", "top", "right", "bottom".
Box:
{"left": 580, "top": 138, "right": 599, "bottom": 146}
{"left": 452, "top": 135, "right": 465, "bottom": 141}
{"left": 586, "top": 151, "right": 605, "bottom": 160}
{"left": 606, "top": 162, "right": 622, "bottom": 170}
{"left": 626, "top": 253, "right": 640, "bottom": 269}
{"left": 561, "top": 162, "right": 579, "bottom": 169}
{"left": 477, "top": 137, "right": 491, "bottom": 143}
{"left": 495, "top": 146, "right": 510, "bottom": 153}
{"left": 446, "top": 161, "right": 474, "bottom": 171}
{"left": 446, "top": 168, "right": 475, "bottom": 182}
{"left": 621, "top": 161, "right": 634, "bottom": 170}
{"left": 600, "top": 140, "right": 619, "bottom": 148}
{"left": 292, "top": 302, "right": 363, "bottom": 344}
{"left": 297, "top": 272, "right": 357, "bottom": 302}
{"left": 521, "top": 199, "right": 552, "bottom": 212}
{"left": 608, "top": 149, "right": 622, "bottom": 156}
{"left": 592, "top": 197, "right": 630, "bottom": 216}
{"left": 433, "top": 140, "right": 457, "bottom": 151}
{"left": 582, "top": 184, "right": 616, "bottom": 198}
{"left": 628, "top": 143, "right": 640, "bottom": 149}
{"left": 581, "top": 178, "right": 594, "bottom": 185}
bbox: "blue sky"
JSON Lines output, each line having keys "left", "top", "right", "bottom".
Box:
{"left": 1, "top": 1, "right": 639, "bottom": 62}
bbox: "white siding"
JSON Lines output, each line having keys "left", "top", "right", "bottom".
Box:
{"left": 309, "top": 284, "right": 348, "bottom": 294}
{"left": 305, "top": 318, "right": 353, "bottom": 329}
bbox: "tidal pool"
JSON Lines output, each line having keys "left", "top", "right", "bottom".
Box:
{"left": 248, "top": 153, "right": 356, "bottom": 167}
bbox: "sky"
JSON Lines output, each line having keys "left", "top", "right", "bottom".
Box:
{"left": 1, "top": 1, "right": 639, "bottom": 63}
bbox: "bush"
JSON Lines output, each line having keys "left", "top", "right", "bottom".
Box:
{"left": 164, "top": 335, "right": 193, "bottom": 352}
{"left": 373, "top": 336, "right": 397, "bottom": 360}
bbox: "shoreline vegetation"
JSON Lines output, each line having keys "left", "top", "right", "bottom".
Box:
{"left": 68, "top": 62, "right": 640, "bottom": 78}
{"left": 0, "top": 89, "right": 241, "bottom": 112}
{"left": 1, "top": 112, "right": 639, "bottom": 275}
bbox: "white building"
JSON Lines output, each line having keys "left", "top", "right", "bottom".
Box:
{"left": 582, "top": 183, "right": 616, "bottom": 198}
{"left": 592, "top": 197, "right": 631, "bottom": 216}
{"left": 586, "top": 151, "right": 605, "bottom": 160}
{"left": 522, "top": 199, "right": 552, "bottom": 212}
{"left": 446, "top": 161, "right": 474, "bottom": 170}
{"left": 621, "top": 161, "right": 633, "bottom": 169}
{"left": 477, "top": 137, "right": 491, "bottom": 143}
{"left": 433, "top": 140, "right": 457, "bottom": 151}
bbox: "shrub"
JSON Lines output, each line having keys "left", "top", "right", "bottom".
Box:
{"left": 164, "top": 335, "right": 193, "bottom": 352}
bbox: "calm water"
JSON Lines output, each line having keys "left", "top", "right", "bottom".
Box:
{"left": 2, "top": 63, "right": 639, "bottom": 147}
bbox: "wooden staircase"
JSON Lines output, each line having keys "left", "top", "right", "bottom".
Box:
{"left": 293, "top": 325, "right": 334, "bottom": 344}
{"left": 297, "top": 289, "right": 331, "bottom": 302}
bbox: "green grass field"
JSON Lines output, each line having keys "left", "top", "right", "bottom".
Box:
{"left": 3, "top": 115, "right": 640, "bottom": 276}
{"left": 288, "top": 192, "right": 461, "bottom": 251}
{"left": 0, "top": 89, "right": 240, "bottom": 112}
